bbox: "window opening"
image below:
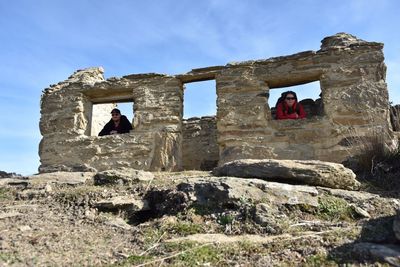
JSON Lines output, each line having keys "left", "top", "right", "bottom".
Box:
{"left": 268, "top": 81, "right": 323, "bottom": 119}
{"left": 90, "top": 101, "right": 134, "bottom": 136}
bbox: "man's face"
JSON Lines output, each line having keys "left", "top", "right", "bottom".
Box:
{"left": 111, "top": 112, "right": 121, "bottom": 122}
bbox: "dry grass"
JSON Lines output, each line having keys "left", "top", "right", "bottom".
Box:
{"left": 342, "top": 123, "right": 400, "bottom": 191}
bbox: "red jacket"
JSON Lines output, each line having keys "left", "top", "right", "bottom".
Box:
{"left": 276, "top": 102, "right": 306, "bottom": 120}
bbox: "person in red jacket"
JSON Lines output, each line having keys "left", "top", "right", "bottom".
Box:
{"left": 275, "top": 91, "right": 306, "bottom": 120}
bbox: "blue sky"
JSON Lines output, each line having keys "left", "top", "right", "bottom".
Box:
{"left": 1, "top": 0, "right": 399, "bottom": 175}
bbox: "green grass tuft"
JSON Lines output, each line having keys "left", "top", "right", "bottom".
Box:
{"left": 316, "top": 196, "right": 355, "bottom": 221}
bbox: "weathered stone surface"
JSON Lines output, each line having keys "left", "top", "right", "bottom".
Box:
{"left": 253, "top": 203, "right": 287, "bottom": 233}
{"left": 0, "top": 178, "right": 29, "bottom": 187}
{"left": 350, "top": 204, "right": 371, "bottom": 218}
{"left": 28, "top": 172, "right": 94, "bottom": 186}
{"left": 0, "top": 171, "right": 22, "bottom": 178}
{"left": 94, "top": 168, "right": 154, "bottom": 185}
{"left": 2, "top": 172, "right": 95, "bottom": 188}
{"left": 352, "top": 243, "right": 400, "bottom": 266}
{"left": 95, "top": 196, "right": 149, "bottom": 211}
{"left": 212, "top": 159, "right": 360, "bottom": 190}
{"left": 104, "top": 217, "right": 132, "bottom": 230}
{"left": 319, "top": 188, "right": 378, "bottom": 202}
{"left": 320, "top": 32, "right": 371, "bottom": 50}
{"left": 177, "top": 177, "right": 319, "bottom": 207}
{"left": 182, "top": 116, "right": 219, "bottom": 170}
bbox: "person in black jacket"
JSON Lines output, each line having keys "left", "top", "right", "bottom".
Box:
{"left": 98, "top": 108, "right": 133, "bottom": 136}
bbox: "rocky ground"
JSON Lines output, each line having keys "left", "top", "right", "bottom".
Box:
{"left": 0, "top": 168, "right": 399, "bottom": 266}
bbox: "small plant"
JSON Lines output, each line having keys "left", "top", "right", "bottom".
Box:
{"left": 0, "top": 188, "right": 13, "bottom": 201}
{"left": 0, "top": 252, "right": 21, "bottom": 264}
{"left": 217, "top": 213, "right": 234, "bottom": 226}
{"left": 316, "top": 196, "right": 355, "bottom": 221}
{"left": 124, "top": 254, "right": 154, "bottom": 265}
{"left": 163, "top": 221, "right": 204, "bottom": 236}
{"left": 163, "top": 242, "right": 222, "bottom": 266}
{"left": 304, "top": 252, "right": 337, "bottom": 267}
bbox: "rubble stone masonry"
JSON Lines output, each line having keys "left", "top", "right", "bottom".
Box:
{"left": 39, "top": 33, "right": 394, "bottom": 172}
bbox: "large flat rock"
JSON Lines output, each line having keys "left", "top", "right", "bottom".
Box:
{"left": 177, "top": 176, "right": 319, "bottom": 207}
{"left": 28, "top": 172, "right": 94, "bottom": 185}
{"left": 212, "top": 159, "right": 360, "bottom": 190}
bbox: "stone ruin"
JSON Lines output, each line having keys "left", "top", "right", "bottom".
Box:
{"left": 39, "top": 33, "right": 396, "bottom": 173}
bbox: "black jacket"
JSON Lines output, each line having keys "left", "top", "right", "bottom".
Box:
{"left": 98, "top": 115, "right": 133, "bottom": 136}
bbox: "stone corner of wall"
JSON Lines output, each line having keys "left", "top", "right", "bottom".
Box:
{"left": 319, "top": 32, "right": 383, "bottom": 51}
{"left": 42, "top": 66, "right": 106, "bottom": 97}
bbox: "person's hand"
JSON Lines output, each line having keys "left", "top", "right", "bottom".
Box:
{"left": 295, "top": 113, "right": 299, "bottom": 119}
{"left": 110, "top": 130, "right": 118, "bottom": 135}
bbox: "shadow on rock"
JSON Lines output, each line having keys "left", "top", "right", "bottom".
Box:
{"left": 128, "top": 189, "right": 190, "bottom": 224}
{"left": 328, "top": 215, "right": 400, "bottom": 266}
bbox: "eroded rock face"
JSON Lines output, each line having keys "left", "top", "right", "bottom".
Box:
{"left": 212, "top": 159, "right": 360, "bottom": 190}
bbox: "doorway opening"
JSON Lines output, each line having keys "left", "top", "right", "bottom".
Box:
{"left": 182, "top": 80, "right": 219, "bottom": 170}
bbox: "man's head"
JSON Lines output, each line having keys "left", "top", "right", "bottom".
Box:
{"left": 111, "top": 108, "right": 121, "bottom": 121}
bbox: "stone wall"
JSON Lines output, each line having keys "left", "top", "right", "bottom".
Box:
{"left": 39, "top": 33, "right": 395, "bottom": 172}
{"left": 182, "top": 116, "right": 219, "bottom": 170}
{"left": 215, "top": 33, "right": 392, "bottom": 165}
{"left": 40, "top": 69, "right": 183, "bottom": 172}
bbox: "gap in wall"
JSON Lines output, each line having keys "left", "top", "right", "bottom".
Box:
{"left": 91, "top": 101, "right": 134, "bottom": 136}
{"left": 183, "top": 80, "right": 216, "bottom": 119}
{"left": 268, "top": 81, "right": 323, "bottom": 119}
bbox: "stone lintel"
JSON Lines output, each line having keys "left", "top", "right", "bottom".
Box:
{"left": 228, "top": 50, "right": 317, "bottom": 67}
{"left": 82, "top": 86, "right": 133, "bottom": 103}
{"left": 266, "top": 71, "right": 323, "bottom": 89}
{"left": 176, "top": 65, "right": 226, "bottom": 83}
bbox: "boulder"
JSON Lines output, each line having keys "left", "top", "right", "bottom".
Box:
{"left": 0, "top": 171, "right": 22, "bottom": 178}
{"left": 95, "top": 196, "right": 149, "bottom": 211}
{"left": 177, "top": 177, "right": 319, "bottom": 207}
{"left": 212, "top": 159, "right": 360, "bottom": 190}
{"left": 352, "top": 243, "right": 400, "bottom": 266}
{"left": 94, "top": 168, "right": 154, "bottom": 186}
{"left": 104, "top": 217, "right": 132, "bottom": 231}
